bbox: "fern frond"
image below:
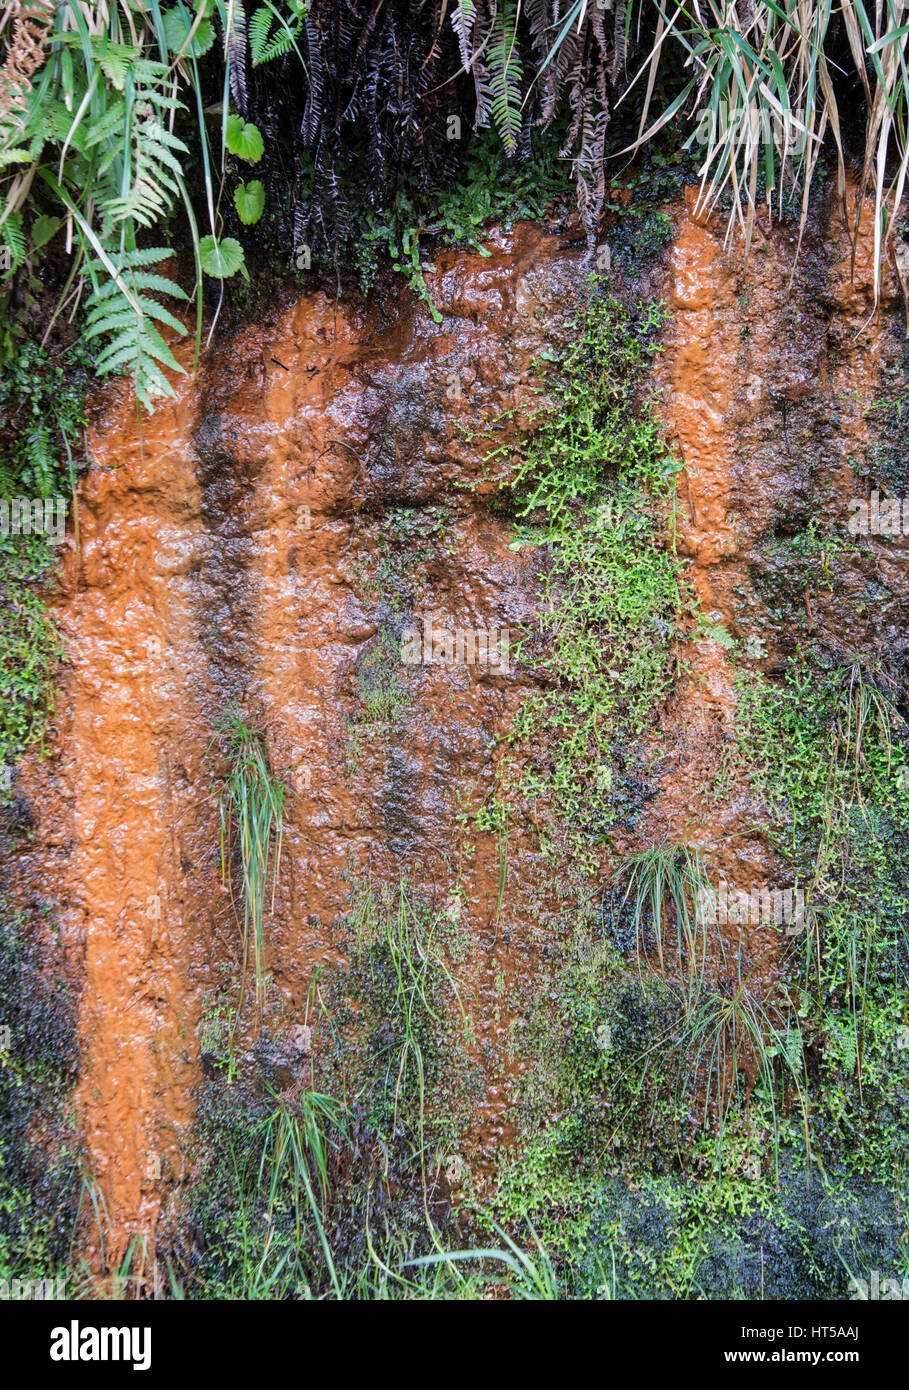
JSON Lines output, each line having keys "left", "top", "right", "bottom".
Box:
{"left": 226, "top": 0, "right": 249, "bottom": 114}
{"left": 249, "top": 5, "right": 300, "bottom": 66}
{"left": 94, "top": 59, "right": 189, "bottom": 236}
{"left": 82, "top": 247, "right": 188, "bottom": 413}
{"left": 487, "top": 1, "right": 523, "bottom": 153}
{"left": 451, "top": 0, "right": 477, "bottom": 73}
{"left": 1, "top": 210, "right": 26, "bottom": 269}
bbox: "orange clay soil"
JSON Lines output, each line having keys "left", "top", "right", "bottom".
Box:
{"left": 10, "top": 185, "right": 905, "bottom": 1264}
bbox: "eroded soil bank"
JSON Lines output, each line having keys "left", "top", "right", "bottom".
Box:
{"left": 8, "top": 182, "right": 908, "bottom": 1276}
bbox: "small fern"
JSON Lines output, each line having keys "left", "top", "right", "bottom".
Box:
{"left": 248, "top": 2, "right": 305, "bottom": 67}
{"left": 100, "top": 60, "right": 187, "bottom": 232}
{"left": 25, "top": 423, "right": 56, "bottom": 497}
{"left": 487, "top": 1, "right": 523, "bottom": 153}
{"left": 1, "top": 210, "right": 26, "bottom": 270}
{"left": 82, "top": 248, "right": 188, "bottom": 412}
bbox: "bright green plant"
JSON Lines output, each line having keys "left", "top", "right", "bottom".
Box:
{"left": 217, "top": 714, "right": 288, "bottom": 1029}
{"left": 613, "top": 843, "right": 710, "bottom": 987}
{"left": 0, "top": 2, "right": 264, "bottom": 410}
{"left": 257, "top": 1088, "right": 349, "bottom": 1297}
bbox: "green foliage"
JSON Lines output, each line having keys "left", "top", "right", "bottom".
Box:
{"left": 216, "top": 715, "right": 289, "bottom": 1029}
{"left": 233, "top": 180, "right": 265, "bottom": 225}
{"left": 0, "top": 561, "right": 60, "bottom": 776}
{"left": 612, "top": 844, "right": 709, "bottom": 984}
{"left": 82, "top": 247, "right": 189, "bottom": 411}
{"left": 0, "top": 339, "right": 89, "bottom": 773}
{"left": 487, "top": 1, "right": 523, "bottom": 154}
{"left": 359, "top": 126, "right": 573, "bottom": 313}
{"left": 501, "top": 286, "right": 684, "bottom": 859}
{"left": 224, "top": 114, "right": 265, "bottom": 164}
{"left": 734, "top": 651, "right": 909, "bottom": 1170}
{"left": 163, "top": 2, "right": 216, "bottom": 58}
{"left": 0, "top": 904, "right": 80, "bottom": 1283}
{"left": 354, "top": 626, "right": 410, "bottom": 726}
{"left": 199, "top": 234, "right": 248, "bottom": 280}
{"left": 0, "top": 7, "right": 204, "bottom": 411}
{"left": 327, "top": 882, "right": 470, "bottom": 1148}
{"left": 248, "top": 1, "right": 307, "bottom": 66}
{"left": 180, "top": 881, "right": 482, "bottom": 1299}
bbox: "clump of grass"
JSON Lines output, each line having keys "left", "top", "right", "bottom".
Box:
{"left": 680, "top": 959, "right": 809, "bottom": 1168}
{"left": 349, "top": 882, "right": 465, "bottom": 1146}
{"left": 611, "top": 844, "right": 711, "bottom": 990}
{"left": 835, "top": 661, "right": 903, "bottom": 804}
{"left": 474, "top": 796, "right": 510, "bottom": 920}
{"left": 410, "top": 1222, "right": 561, "bottom": 1300}
{"left": 258, "top": 1088, "right": 349, "bottom": 1298}
{"left": 216, "top": 714, "right": 288, "bottom": 1032}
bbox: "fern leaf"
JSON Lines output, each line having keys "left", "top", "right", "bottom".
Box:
{"left": 226, "top": 1, "right": 249, "bottom": 114}
{"left": 1, "top": 212, "right": 26, "bottom": 269}
{"left": 248, "top": 6, "right": 299, "bottom": 66}
{"left": 82, "top": 247, "right": 187, "bottom": 412}
{"left": 487, "top": 2, "right": 523, "bottom": 154}
{"left": 451, "top": 0, "right": 476, "bottom": 73}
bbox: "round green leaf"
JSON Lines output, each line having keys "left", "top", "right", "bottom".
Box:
{"left": 163, "top": 5, "right": 215, "bottom": 57}
{"left": 225, "top": 113, "right": 264, "bottom": 164}
{"left": 199, "top": 235, "right": 247, "bottom": 280}
{"left": 233, "top": 180, "right": 265, "bottom": 226}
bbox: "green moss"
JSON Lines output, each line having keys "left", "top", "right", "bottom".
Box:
{"left": 0, "top": 903, "right": 80, "bottom": 1283}
{"left": 354, "top": 625, "right": 411, "bottom": 725}
{"left": 749, "top": 518, "right": 859, "bottom": 630}
{"left": 493, "top": 287, "right": 685, "bottom": 864}
{"left": 351, "top": 505, "right": 454, "bottom": 616}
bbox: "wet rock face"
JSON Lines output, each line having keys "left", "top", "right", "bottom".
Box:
{"left": 9, "top": 222, "right": 588, "bottom": 1255}
{"left": 655, "top": 184, "right": 909, "bottom": 673}
{"left": 645, "top": 184, "right": 909, "bottom": 874}
{"left": 9, "top": 189, "right": 909, "bottom": 1263}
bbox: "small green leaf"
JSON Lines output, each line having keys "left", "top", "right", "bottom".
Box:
{"left": 30, "top": 215, "right": 62, "bottom": 250}
{"left": 225, "top": 113, "right": 264, "bottom": 163}
{"left": 163, "top": 5, "right": 215, "bottom": 58}
{"left": 233, "top": 179, "right": 265, "bottom": 226}
{"left": 199, "top": 235, "right": 247, "bottom": 280}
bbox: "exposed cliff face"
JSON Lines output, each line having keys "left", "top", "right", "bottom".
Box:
{"left": 8, "top": 224, "right": 587, "bottom": 1259}
{"left": 7, "top": 182, "right": 907, "bottom": 1271}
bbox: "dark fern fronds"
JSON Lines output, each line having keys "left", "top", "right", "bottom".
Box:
{"left": 226, "top": 0, "right": 249, "bottom": 116}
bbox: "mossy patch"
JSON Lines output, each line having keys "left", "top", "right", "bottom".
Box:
{"left": 0, "top": 902, "right": 80, "bottom": 1283}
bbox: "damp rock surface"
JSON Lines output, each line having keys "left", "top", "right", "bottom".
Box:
{"left": 9, "top": 191, "right": 909, "bottom": 1265}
